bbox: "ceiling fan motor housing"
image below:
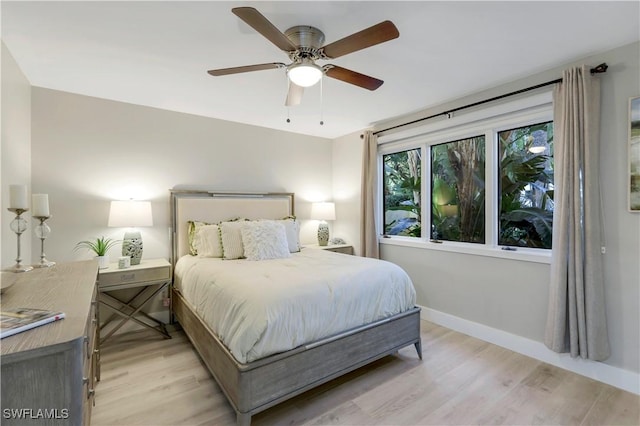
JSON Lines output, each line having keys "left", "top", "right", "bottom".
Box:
{"left": 285, "top": 26, "right": 326, "bottom": 61}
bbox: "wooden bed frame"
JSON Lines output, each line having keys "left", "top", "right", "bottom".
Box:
{"left": 170, "top": 189, "right": 422, "bottom": 425}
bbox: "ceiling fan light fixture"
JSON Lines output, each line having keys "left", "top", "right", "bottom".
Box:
{"left": 288, "top": 63, "right": 323, "bottom": 87}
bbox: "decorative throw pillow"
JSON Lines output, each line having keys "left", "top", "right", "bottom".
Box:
{"left": 241, "top": 221, "right": 291, "bottom": 261}
{"left": 279, "top": 217, "right": 301, "bottom": 253}
{"left": 187, "top": 221, "right": 209, "bottom": 255}
{"left": 219, "top": 220, "right": 249, "bottom": 260}
{"left": 193, "top": 224, "right": 223, "bottom": 258}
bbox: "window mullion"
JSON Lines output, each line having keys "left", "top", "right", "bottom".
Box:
{"left": 422, "top": 144, "right": 430, "bottom": 242}
{"left": 485, "top": 129, "right": 497, "bottom": 247}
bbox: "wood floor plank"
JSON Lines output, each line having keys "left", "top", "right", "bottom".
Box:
{"left": 476, "top": 364, "right": 605, "bottom": 426}
{"left": 91, "top": 322, "right": 639, "bottom": 426}
{"left": 417, "top": 345, "right": 541, "bottom": 425}
{"left": 581, "top": 385, "right": 640, "bottom": 426}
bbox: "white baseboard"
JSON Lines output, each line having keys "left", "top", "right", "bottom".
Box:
{"left": 420, "top": 305, "right": 640, "bottom": 395}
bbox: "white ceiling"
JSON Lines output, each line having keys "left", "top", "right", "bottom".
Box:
{"left": 2, "top": 1, "right": 639, "bottom": 139}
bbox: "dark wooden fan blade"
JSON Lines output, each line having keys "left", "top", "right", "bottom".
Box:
{"left": 285, "top": 81, "right": 304, "bottom": 106}
{"left": 325, "top": 66, "right": 384, "bottom": 90}
{"left": 232, "top": 7, "right": 297, "bottom": 52}
{"left": 207, "top": 63, "right": 284, "bottom": 76}
{"left": 322, "top": 20, "right": 399, "bottom": 59}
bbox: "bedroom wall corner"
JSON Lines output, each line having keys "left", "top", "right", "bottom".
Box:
{"left": 332, "top": 130, "right": 364, "bottom": 256}
{"left": 1, "top": 41, "right": 32, "bottom": 269}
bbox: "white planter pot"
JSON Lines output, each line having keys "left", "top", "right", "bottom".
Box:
{"left": 95, "top": 255, "right": 109, "bottom": 269}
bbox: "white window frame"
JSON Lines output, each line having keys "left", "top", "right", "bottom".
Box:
{"left": 378, "top": 91, "right": 554, "bottom": 264}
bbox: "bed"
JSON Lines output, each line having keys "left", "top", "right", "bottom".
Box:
{"left": 170, "top": 190, "right": 422, "bottom": 425}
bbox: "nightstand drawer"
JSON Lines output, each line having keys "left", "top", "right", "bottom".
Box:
{"left": 99, "top": 264, "right": 170, "bottom": 289}
{"left": 325, "top": 246, "right": 354, "bottom": 255}
{"left": 305, "top": 244, "right": 354, "bottom": 255}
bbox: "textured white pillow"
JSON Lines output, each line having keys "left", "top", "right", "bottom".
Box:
{"left": 241, "top": 221, "right": 291, "bottom": 261}
{"left": 220, "top": 221, "right": 247, "bottom": 260}
{"left": 193, "top": 224, "right": 222, "bottom": 258}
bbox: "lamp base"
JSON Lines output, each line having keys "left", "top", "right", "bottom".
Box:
{"left": 317, "top": 222, "right": 329, "bottom": 246}
{"left": 122, "top": 231, "right": 143, "bottom": 265}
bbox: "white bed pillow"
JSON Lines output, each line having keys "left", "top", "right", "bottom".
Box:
{"left": 241, "top": 221, "right": 291, "bottom": 261}
{"left": 193, "top": 224, "right": 223, "bottom": 258}
{"left": 220, "top": 220, "right": 248, "bottom": 260}
{"left": 278, "top": 217, "right": 301, "bottom": 253}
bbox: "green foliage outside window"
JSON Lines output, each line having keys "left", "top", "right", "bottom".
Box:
{"left": 431, "top": 136, "right": 486, "bottom": 243}
{"left": 383, "top": 149, "right": 421, "bottom": 237}
{"left": 499, "top": 122, "right": 554, "bottom": 248}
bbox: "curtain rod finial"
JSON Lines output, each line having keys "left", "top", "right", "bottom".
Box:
{"left": 592, "top": 63, "right": 608, "bottom": 74}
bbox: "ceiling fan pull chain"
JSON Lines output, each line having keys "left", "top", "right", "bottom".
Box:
{"left": 319, "top": 76, "right": 324, "bottom": 126}
{"left": 286, "top": 73, "right": 291, "bottom": 123}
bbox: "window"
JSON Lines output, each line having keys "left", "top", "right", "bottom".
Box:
{"left": 383, "top": 149, "right": 421, "bottom": 237}
{"left": 379, "top": 99, "right": 554, "bottom": 255}
{"left": 431, "top": 135, "right": 486, "bottom": 243}
{"left": 498, "top": 122, "right": 554, "bottom": 249}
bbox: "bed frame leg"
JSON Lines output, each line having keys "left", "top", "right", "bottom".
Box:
{"left": 414, "top": 340, "right": 423, "bottom": 360}
{"left": 236, "top": 412, "right": 251, "bottom": 426}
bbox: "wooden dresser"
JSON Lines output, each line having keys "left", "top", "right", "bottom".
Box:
{"left": 1, "top": 261, "right": 99, "bottom": 426}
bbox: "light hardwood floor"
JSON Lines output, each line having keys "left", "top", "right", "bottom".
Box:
{"left": 91, "top": 321, "right": 639, "bottom": 426}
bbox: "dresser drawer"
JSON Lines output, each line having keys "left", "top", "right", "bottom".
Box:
{"left": 99, "top": 265, "right": 170, "bottom": 289}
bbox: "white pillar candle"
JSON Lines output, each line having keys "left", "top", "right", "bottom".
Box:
{"left": 32, "top": 194, "right": 50, "bottom": 217}
{"left": 9, "top": 185, "right": 28, "bottom": 209}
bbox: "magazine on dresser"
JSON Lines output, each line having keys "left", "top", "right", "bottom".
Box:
{"left": 0, "top": 308, "right": 66, "bottom": 339}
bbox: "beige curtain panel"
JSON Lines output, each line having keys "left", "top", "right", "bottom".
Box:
{"left": 544, "top": 65, "right": 610, "bottom": 361}
{"left": 360, "top": 130, "right": 380, "bottom": 259}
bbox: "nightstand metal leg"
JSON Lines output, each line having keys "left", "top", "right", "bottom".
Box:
{"left": 99, "top": 283, "right": 171, "bottom": 343}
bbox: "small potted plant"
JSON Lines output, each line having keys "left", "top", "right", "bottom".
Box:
{"left": 74, "top": 236, "right": 120, "bottom": 269}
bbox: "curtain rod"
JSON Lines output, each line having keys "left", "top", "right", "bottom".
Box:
{"left": 362, "top": 63, "right": 608, "bottom": 138}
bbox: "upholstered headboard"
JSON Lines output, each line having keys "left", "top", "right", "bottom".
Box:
{"left": 170, "top": 190, "right": 295, "bottom": 265}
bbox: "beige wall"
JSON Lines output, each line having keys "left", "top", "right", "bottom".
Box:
{"left": 30, "top": 88, "right": 334, "bottom": 264}
{"left": 332, "top": 130, "right": 364, "bottom": 255}
{"left": 1, "top": 41, "right": 32, "bottom": 269}
{"left": 361, "top": 41, "right": 639, "bottom": 375}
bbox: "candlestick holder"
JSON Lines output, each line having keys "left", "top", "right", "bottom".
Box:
{"left": 33, "top": 215, "right": 55, "bottom": 268}
{"left": 7, "top": 208, "right": 33, "bottom": 273}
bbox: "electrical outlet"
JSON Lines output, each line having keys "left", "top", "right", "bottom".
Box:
{"left": 601, "top": 246, "right": 606, "bottom": 254}
{"left": 163, "top": 297, "right": 170, "bottom": 307}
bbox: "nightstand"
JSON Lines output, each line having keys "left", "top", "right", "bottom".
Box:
{"left": 98, "top": 258, "right": 171, "bottom": 343}
{"left": 306, "top": 243, "right": 354, "bottom": 255}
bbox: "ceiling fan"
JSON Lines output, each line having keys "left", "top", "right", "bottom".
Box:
{"left": 207, "top": 7, "right": 399, "bottom": 106}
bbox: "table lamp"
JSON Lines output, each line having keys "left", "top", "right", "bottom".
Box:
{"left": 310, "top": 202, "right": 336, "bottom": 246}
{"left": 108, "top": 200, "right": 153, "bottom": 265}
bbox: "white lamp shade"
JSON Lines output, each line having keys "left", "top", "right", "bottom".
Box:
{"left": 310, "top": 202, "right": 336, "bottom": 221}
{"left": 288, "top": 63, "right": 323, "bottom": 87}
{"left": 108, "top": 200, "right": 153, "bottom": 227}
